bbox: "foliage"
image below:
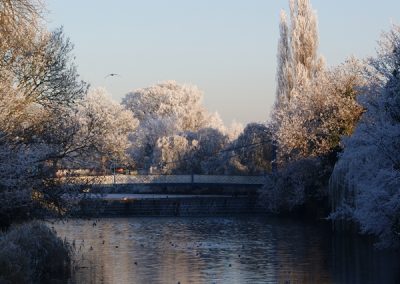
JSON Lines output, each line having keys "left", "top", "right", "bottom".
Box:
{"left": 122, "top": 81, "right": 227, "bottom": 171}
{"left": 275, "top": 60, "right": 364, "bottom": 163}
{"left": 152, "top": 134, "right": 192, "bottom": 174}
{"left": 272, "top": 0, "right": 364, "bottom": 164}
{"left": 265, "top": 0, "right": 364, "bottom": 220}
{"left": 274, "top": 0, "right": 322, "bottom": 109}
{"left": 74, "top": 88, "right": 138, "bottom": 169}
{"left": 275, "top": 10, "right": 292, "bottom": 105}
{"left": 262, "top": 155, "right": 334, "bottom": 214}
{"left": 330, "top": 25, "right": 400, "bottom": 248}
{"left": 191, "top": 128, "right": 231, "bottom": 174}
{"left": 151, "top": 128, "right": 230, "bottom": 174}
{"left": 0, "top": 0, "right": 111, "bottom": 225}
{"left": 233, "top": 123, "right": 274, "bottom": 174}
{"left": 122, "top": 80, "right": 224, "bottom": 132}
{"left": 122, "top": 80, "right": 252, "bottom": 175}
{"left": 0, "top": 221, "right": 72, "bottom": 283}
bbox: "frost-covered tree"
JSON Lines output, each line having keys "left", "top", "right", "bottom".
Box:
{"left": 128, "top": 117, "right": 177, "bottom": 171}
{"left": 274, "top": 0, "right": 322, "bottom": 107}
{"left": 289, "top": 0, "right": 321, "bottom": 84}
{"left": 276, "top": 10, "right": 293, "bottom": 106}
{"left": 73, "top": 88, "right": 138, "bottom": 169}
{"left": 225, "top": 120, "right": 244, "bottom": 141}
{"left": 0, "top": 0, "right": 43, "bottom": 72}
{"left": 0, "top": 0, "right": 49, "bottom": 225}
{"left": 265, "top": 0, "right": 365, "bottom": 216}
{"left": 122, "top": 81, "right": 224, "bottom": 132}
{"left": 330, "top": 25, "right": 400, "bottom": 248}
{"left": 264, "top": 59, "right": 364, "bottom": 215}
{"left": 152, "top": 135, "right": 192, "bottom": 174}
{"left": 272, "top": 0, "right": 363, "bottom": 164}
{"left": 151, "top": 128, "right": 230, "bottom": 175}
{"left": 0, "top": 3, "right": 90, "bottom": 225}
{"left": 272, "top": 0, "right": 325, "bottom": 164}
{"left": 193, "top": 128, "right": 230, "bottom": 174}
{"left": 122, "top": 81, "right": 226, "bottom": 171}
{"left": 275, "top": 60, "right": 364, "bottom": 162}
{"left": 231, "top": 123, "right": 274, "bottom": 174}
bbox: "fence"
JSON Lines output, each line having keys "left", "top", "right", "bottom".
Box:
{"left": 62, "top": 174, "right": 266, "bottom": 186}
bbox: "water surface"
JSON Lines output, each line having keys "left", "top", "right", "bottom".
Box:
{"left": 53, "top": 217, "right": 400, "bottom": 284}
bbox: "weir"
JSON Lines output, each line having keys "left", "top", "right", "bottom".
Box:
{"left": 77, "top": 195, "right": 265, "bottom": 217}
{"left": 67, "top": 174, "right": 267, "bottom": 217}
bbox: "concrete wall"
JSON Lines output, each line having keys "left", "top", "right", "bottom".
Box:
{"left": 77, "top": 196, "right": 265, "bottom": 217}
{"left": 87, "top": 184, "right": 261, "bottom": 196}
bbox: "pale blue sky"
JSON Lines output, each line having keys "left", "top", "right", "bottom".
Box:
{"left": 47, "top": 0, "right": 400, "bottom": 124}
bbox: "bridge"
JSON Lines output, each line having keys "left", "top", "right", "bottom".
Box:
{"left": 63, "top": 174, "right": 266, "bottom": 187}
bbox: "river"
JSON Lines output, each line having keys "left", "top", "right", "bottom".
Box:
{"left": 52, "top": 217, "right": 400, "bottom": 284}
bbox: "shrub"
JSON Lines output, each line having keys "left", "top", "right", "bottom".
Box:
{"left": 260, "top": 157, "right": 333, "bottom": 216}
{"left": 0, "top": 221, "right": 72, "bottom": 283}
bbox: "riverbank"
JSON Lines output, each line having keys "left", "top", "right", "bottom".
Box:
{"left": 0, "top": 222, "right": 72, "bottom": 283}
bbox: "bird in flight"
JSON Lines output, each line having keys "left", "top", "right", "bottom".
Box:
{"left": 105, "top": 73, "right": 121, "bottom": 79}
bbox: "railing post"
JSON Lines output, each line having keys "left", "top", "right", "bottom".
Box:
{"left": 113, "top": 161, "right": 116, "bottom": 185}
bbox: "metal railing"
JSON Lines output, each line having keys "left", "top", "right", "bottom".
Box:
{"left": 62, "top": 174, "right": 266, "bottom": 185}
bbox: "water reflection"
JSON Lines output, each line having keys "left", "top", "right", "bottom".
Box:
{"left": 52, "top": 217, "right": 400, "bottom": 284}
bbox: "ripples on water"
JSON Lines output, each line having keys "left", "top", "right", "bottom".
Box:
{"left": 52, "top": 217, "right": 400, "bottom": 284}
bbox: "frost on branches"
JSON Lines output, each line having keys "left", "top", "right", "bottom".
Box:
{"left": 122, "top": 81, "right": 228, "bottom": 172}
{"left": 265, "top": 0, "right": 364, "bottom": 215}
{"left": 273, "top": 0, "right": 326, "bottom": 163}
{"left": 275, "top": 0, "right": 322, "bottom": 108}
{"left": 330, "top": 25, "right": 400, "bottom": 248}
{"left": 122, "top": 81, "right": 224, "bottom": 132}
{"left": 0, "top": 1, "right": 107, "bottom": 226}
{"left": 275, "top": 60, "right": 364, "bottom": 162}
{"left": 229, "top": 123, "right": 274, "bottom": 175}
{"left": 74, "top": 88, "right": 138, "bottom": 169}
{"left": 272, "top": 0, "right": 363, "bottom": 163}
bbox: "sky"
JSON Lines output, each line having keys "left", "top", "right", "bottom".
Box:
{"left": 47, "top": 0, "right": 400, "bottom": 125}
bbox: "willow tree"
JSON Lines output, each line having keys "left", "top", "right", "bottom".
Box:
{"left": 330, "top": 25, "right": 400, "bottom": 248}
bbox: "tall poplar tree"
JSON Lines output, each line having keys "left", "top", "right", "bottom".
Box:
{"left": 289, "top": 0, "right": 321, "bottom": 83}
{"left": 275, "top": 0, "right": 321, "bottom": 104}
{"left": 276, "top": 10, "right": 292, "bottom": 105}
{"left": 272, "top": 0, "right": 325, "bottom": 163}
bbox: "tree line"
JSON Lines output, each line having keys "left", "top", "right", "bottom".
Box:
{"left": 0, "top": 0, "right": 273, "bottom": 228}
{"left": 266, "top": 0, "right": 400, "bottom": 248}
{"left": 1, "top": 0, "right": 399, "bottom": 249}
